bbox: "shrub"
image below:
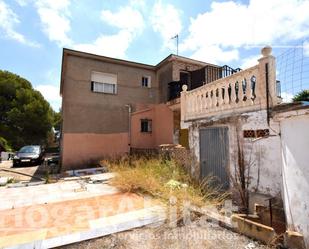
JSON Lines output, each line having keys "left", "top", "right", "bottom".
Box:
{"left": 293, "top": 89, "right": 309, "bottom": 102}
{"left": 103, "top": 157, "right": 227, "bottom": 209}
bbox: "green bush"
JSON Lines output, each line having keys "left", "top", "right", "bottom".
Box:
{"left": 0, "top": 136, "right": 12, "bottom": 152}
{"left": 293, "top": 89, "right": 309, "bottom": 102}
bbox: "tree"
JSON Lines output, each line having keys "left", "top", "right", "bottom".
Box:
{"left": 53, "top": 109, "right": 62, "bottom": 131}
{"left": 0, "top": 136, "right": 11, "bottom": 151}
{"left": 0, "top": 70, "right": 54, "bottom": 150}
{"left": 293, "top": 89, "right": 309, "bottom": 102}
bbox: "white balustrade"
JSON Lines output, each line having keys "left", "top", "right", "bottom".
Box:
{"left": 181, "top": 64, "right": 264, "bottom": 121}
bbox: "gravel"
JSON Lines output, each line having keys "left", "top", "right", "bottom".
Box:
{"left": 59, "top": 220, "right": 271, "bottom": 249}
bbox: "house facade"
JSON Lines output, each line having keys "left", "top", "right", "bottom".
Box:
{"left": 60, "top": 49, "right": 233, "bottom": 170}
{"left": 60, "top": 46, "right": 309, "bottom": 246}
{"left": 180, "top": 46, "right": 309, "bottom": 246}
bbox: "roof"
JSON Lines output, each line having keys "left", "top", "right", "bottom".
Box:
{"left": 60, "top": 48, "right": 219, "bottom": 95}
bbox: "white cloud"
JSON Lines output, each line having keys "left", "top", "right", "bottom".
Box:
{"left": 181, "top": 0, "right": 309, "bottom": 64}
{"left": 0, "top": 0, "right": 39, "bottom": 46}
{"left": 74, "top": 30, "right": 133, "bottom": 58}
{"left": 34, "top": 0, "right": 72, "bottom": 46}
{"left": 281, "top": 92, "right": 294, "bottom": 103}
{"left": 74, "top": 3, "right": 145, "bottom": 58}
{"left": 240, "top": 55, "right": 260, "bottom": 69}
{"left": 35, "top": 84, "right": 61, "bottom": 110}
{"left": 190, "top": 45, "right": 239, "bottom": 65}
{"left": 101, "top": 6, "right": 144, "bottom": 35}
{"left": 150, "top": 1, "right": 182, "bottom": 49}
{"left": 15, "top": 0, "right": 27, "bottom": 6}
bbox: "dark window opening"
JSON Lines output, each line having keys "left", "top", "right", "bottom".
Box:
{"left": 141, "top": 119, "right": 152, "bottom": 133}
{"left": 142, "top": 76, "right": 149, "bottom": 87}
{"left": 251, "top": 76, "right": 256, "bottom": 100}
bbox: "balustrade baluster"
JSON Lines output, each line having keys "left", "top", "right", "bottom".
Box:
{"left": 218, "top": 86, "right": 224, "bottom": 107}
{"left": 238, "top": 79, "right": 244, "bottom": 105}
{"left": 224, "top": 85, "right": 230, "bottom": 105}
{"left": 231, "top": 82, "right": 237, "bottom": 105}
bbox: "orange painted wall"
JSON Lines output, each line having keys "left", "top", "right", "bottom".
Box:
{"left": 61, "top": 132, "right": 128, "bottom": 170}
{"left": 131, "top": 104, "right": 174, "bottom": 149}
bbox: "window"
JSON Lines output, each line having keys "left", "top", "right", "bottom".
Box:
{"left": 142, "top": 76, "right": 151, "bottom": 88}
{"left": 141, "top": 119, "right": 152, "bottom": 133}
{"left": 91, "top": 72, "right": 117, "bottom": 94}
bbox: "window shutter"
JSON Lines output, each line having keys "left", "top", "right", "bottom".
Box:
{"left": 91, "top": 81, "right": 94, "bottom": 91}
{"left": 148, "top": 76, "right": 151, "bottom": 88}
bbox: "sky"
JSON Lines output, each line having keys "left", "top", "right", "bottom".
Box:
{"left": 0, "top": 0, "right": 309, "bottom": 111}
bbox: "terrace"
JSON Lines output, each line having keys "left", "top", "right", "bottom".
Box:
{"left": 181, "top": 46, "right": 281, "bottom": 122}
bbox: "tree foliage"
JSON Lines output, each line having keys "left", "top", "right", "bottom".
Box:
{"left": 53, "top": 109, "right": 62, "bottom": 131}
{"left": 0, "top": 136, "right": 11, "bottom": 151}
{"left": 0, "top": 70, "right": 55, "bottom": 150}
{"left": 293, "top": 89, "right": 309, "bottom": 102}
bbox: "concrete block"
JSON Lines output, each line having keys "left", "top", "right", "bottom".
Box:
{"left": 231, "top": 214, "right": 276, "bottom": 244}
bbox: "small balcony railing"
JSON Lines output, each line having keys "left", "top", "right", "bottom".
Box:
{"left": 168, "top": 65, "right": 241, "bottom": 101}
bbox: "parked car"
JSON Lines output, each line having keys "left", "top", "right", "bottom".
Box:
{"left": 13, "top": 145, "right": 44, "bottom": 167}
{"left": 44, "top": 147, "right": 60, "bottom": 170}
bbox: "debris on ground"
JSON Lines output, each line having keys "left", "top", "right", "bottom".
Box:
{"left": 60, "top": 220, "right": 270, "bottom": 249}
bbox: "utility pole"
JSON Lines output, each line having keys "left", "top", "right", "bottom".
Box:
{"left": 171, "top": 34, "right": 179, "bottom": 55}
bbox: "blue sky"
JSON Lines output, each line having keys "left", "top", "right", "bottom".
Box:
{"left": 0, "top": 0, "right": 309, "bottom": 111}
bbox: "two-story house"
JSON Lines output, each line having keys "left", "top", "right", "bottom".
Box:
{"left": 60, "top": 49, "right": 238, "bottom": 170}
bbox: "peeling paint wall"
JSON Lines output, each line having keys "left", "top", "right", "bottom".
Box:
{"left": 279, "top": 111, "right": 309, "bottom": 247}
{"left": 186, "top": 110, "right": 282, "bottom": 197}
{"left": 240, "top": 110, "right": 282, "bottom": 197}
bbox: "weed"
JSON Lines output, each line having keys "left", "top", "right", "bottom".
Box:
{"left": 103, "top": 157, "right": 227, "bottom": 210}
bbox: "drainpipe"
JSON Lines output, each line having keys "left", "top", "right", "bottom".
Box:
{"left": 125, "top": 104, "right": 132, "bottom": 154}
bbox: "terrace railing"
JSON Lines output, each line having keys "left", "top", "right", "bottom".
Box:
{"left": 181, "top": 47, "right": 279, "bottom": 122}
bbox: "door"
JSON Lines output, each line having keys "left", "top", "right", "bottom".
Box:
{"left": 200, "top": 127, "right": 229, "bottom": 189}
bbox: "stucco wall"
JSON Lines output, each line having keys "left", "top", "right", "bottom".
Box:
{"left": 61, "top": 54, "right": 160, "bottom": 169}
{"left": 62, "top": 54, "right": 159, "bottom": 134}
{"left": 186, "top": 110, "right": 282, "bottom": 197}
{"left": 241, "top": 110, "right": 282, "bottom": 196}
{"left": 62, "top": 133, "right": 129, "bottom": 170}
{"left": 131, "top": 107, "right": 155, "bottom": 148}
{"left": 131, "top": 104, "right": 174, "bottom": 149}
{"left": 279, "top": 111, "right": 309, "bottom": 247}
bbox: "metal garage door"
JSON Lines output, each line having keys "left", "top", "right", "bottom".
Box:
{"left": 200, "top": 127, "right": 230, "bottom": 189}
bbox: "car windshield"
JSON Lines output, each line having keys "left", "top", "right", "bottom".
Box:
{"left": 19, "top": 146, "right": 40, "bottom": 153}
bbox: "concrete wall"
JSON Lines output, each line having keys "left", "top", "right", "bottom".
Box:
{"left": 241, "top": 110, "right": 282, "bottom": 196}
{"left": 61, "top": 52, "right": 215, "bottom": 169}
{"left": 186, "top": 110, "right": 282, "bottom": 197}
{"left": 131, "top": 104, "right": 174, "bottom": 148}
{"left": 62, "top": 54, "right": 159, "bottom": 134}
{"left": 279, "top": 110, "right": 309, "bottom": 247}
{"left": 61, "top": 54, "right": 159, "bottom": 169}
{"left": 62, "top": 133, "right": 129, "bottom": 169}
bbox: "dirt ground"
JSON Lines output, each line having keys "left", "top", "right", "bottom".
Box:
{"left": 0, "top": 160, "right": 46, "bottom": 182}
{"left": 60, "top": 221, "right": 270, "bottom": 249}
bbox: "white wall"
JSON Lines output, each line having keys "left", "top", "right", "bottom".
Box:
{"left": 280, "top": 112, "right": 309, "bottom": 247}
{"left": 187, "top": 110, "right": 282, "bottom": 197}
{"left": 241, "top": 110, "right": 282, "bottom": 197}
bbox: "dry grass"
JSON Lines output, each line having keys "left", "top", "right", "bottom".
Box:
{"left": 102, "top": 157, "right": 228, "bottom": 209}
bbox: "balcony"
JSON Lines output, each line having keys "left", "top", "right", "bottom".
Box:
{"left": 168, "top": 65, "right": 241, "bottom": 101}
{"left": 181, "top": 47, "right": 279, "bottom": 122}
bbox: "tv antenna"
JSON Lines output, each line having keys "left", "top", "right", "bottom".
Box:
{"left": 171, "top": 34, "right": 179, "bottom": 55}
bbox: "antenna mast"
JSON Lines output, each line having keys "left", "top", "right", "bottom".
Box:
{"left": 171, "top": 34, "right": 179, "bottom": 55}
